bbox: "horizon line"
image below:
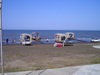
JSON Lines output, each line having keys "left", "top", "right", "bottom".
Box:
{"left": 2, "top": 29, "right": 100, "bottom": 31}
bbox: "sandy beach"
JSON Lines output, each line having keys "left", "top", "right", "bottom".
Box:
{"left": 0, "top": 43, "right": 100, "bottom": 72}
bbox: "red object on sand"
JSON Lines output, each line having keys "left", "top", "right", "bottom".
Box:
{"left": 57, "top": 43, "right": 62, "bottom": 47}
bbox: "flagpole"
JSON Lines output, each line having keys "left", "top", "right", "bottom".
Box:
{"left": 0, "top": 0, "right": 4, "bottom": 75}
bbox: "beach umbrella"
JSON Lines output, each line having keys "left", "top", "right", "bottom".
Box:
{"left": 0, "top": 0, "right": 4, "bottom": 75}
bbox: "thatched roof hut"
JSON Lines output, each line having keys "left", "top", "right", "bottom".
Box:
{"left": 55, "top": 32, "right": 74, "bottom": 42}
{"left": 20, "top": 32, "right": 40, "bottom": 45}
{"left": 65, "top": 32, "right": 74, "bottom": 39}
{"left": 32, "top": 32, "right": 40, "bottom": 40}
{"left": 20, "top": 33, "right": 33, "bottom": 44}
{"left": 55, "top": 33, "right": 66, "bottom": 42}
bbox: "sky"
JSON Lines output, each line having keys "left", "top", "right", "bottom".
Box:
{"left": 2, "top": 0, "right": 100, "bottom": 30}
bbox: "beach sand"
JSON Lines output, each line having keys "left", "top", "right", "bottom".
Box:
{"left": 0, "top": 43, "right": 100, "bottom": 72}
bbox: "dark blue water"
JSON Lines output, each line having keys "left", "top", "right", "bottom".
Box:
{"left": 2, "top": 30, "right": 100, "bottom": 44}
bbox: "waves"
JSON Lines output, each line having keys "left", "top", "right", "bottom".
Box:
{"left": 2, "top": 30, "right": 100, "bottom": 44}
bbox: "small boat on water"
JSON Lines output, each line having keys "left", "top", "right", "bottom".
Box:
{"left": 91, "top": 39, "right": 100, "bottom": 43}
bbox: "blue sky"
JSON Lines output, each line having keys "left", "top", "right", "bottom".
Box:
{"left": 2, "top": 0, "right": 100, "bottom": 30}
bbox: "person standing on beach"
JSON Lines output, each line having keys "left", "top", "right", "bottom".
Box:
{"left": 6, "top": 38, "right": 9, "bottom": 44}
{"left": 12, "top": 39, "right": 15, "bottom": 44}
{"left": 46, "top": 38, "right": 49, "bottom": 42}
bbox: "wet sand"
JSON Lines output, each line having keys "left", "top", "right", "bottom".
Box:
{"left": 1, "top": 43, "right": 100, "bottom": 72}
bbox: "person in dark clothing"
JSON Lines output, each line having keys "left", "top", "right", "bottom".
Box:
{"left": 61, "top": 36, "right": 65, "bottom": 40}
{"left": 6, "top": 38, "right": 9, "bottom": 44}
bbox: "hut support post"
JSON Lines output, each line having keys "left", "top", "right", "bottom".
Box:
{"left": 62, "top": 40, "right": 65, "bottom": 47}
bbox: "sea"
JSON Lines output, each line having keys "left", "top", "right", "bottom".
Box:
{"left": 2, "top": 30, "right": 100, "bottom": 44}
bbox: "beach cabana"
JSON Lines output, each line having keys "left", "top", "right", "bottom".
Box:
{"left": 20, "top": 33, "right": 32, "bottom": 45}
{"left": 55, "top": 32, "right": 74, "bottom": 42}
{"left": 65, "top": 32, "right": 74, "bottom": 39}
{"left": 55, "top": 33, "right": 66, "bottom": 42}
{"left": 32, "top": 32, "right": 40, "bottom": 41}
